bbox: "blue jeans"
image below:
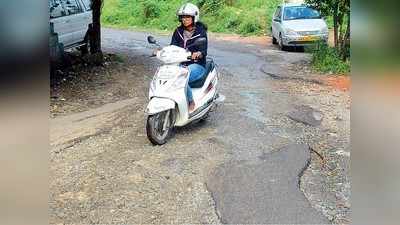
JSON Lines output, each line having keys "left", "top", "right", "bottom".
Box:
{"left": 186, "top": 64, "right": 206, "bottom": 103}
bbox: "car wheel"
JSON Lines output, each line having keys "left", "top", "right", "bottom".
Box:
{"left": 272, "top": 36, "right": 277, "bottom": 45}
{"left": 79, "top": 34, "right": 90, "bottom": 55}
{"left": 79, "top": 24, "right": 93, "bottom": 55}
{"left": 279, "top": 33, "right": 286, "bottom": 51}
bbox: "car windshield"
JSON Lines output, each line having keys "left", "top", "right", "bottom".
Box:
{"left": 283, "top": 6, "right": 321, "bottom": 20}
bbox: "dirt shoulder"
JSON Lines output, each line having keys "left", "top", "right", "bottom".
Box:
{"left": 285, "top": 60, "right": 351, "bottom": 224}
{"left": 50, "top": 52, "right": 150, "bottom": 117}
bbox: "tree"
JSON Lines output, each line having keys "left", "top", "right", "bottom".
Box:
{"left": 90, "top": 0, "right": 104, "bottom": 64}
{"left": 305, "top": 0, "right": 350, "bottom": 60}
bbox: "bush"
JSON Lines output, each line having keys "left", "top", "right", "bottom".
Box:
{"left": 201, "top": 0, "right": 225, "bottom": 14}
{"left": 142, "top": 0, "right": 161, "bottom": 19}
{"left": 238, "top": 17, "right": 263, "bottom": 35}
{"left": 310, "top": 42, "right": 350, "bottom": 74}
{"left": 224, "top": 8, "right": 241, "bottom": 29}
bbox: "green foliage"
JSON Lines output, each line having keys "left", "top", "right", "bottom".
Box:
{"left": 305, "top": 0, "right": 350, "bottom": 18}
{"left": 101, "top": 0, "right": 281, "bottom": 35}
{"left": 305, "top": 0, "right": 350, "bottom": 63}
{"left": 309, "top": 42, "right": 350, "bottom": 74}
{"left": 238, "top": 16, "right": 263, "bottom": 35}
{"left": 143, "top": 0, "right": 161, "bottom": 19}
{"left": 200, "top": 5, "right": 265, "bottom": 35}
{"left": 223, "top": 8, "right": 241, "bottom": 29}
{"left": 201, "top": 0, "right": 225, "bottom": 14}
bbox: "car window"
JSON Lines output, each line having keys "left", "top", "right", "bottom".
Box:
{"left": 283, "top": 6, "right": 321, "bottom": 20}
{"left": 49, "top": 0, "right": 84, "bottom": 18}
{"left": 277, "top": 7, "right": 282, "bottom": 20}
{"left": 81, "top": 0, "right": 92, "bottom": 11}
{"left": 63, "top": 0, "right": 83, "bottom": 15}
{"left": 49, "top": 0, "right": 67, "bottom": 18}
{"left": 274, "top": 7, "right": 281, "bottom": 19}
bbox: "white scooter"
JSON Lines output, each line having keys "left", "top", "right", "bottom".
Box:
{"left": 145, "top": 36, "right": 220, "bottom": 145}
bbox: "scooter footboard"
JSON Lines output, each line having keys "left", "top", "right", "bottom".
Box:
{"left": 145, "top": 97, "right": 176, "bottom": 115}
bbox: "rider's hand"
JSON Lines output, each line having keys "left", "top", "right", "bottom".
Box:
{"left": 191, "top": 52, "right": 202, "bottom": 60}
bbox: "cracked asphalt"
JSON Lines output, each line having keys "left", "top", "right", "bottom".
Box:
{"left": 50, "top": 28, "right": 350, "bottom": 224}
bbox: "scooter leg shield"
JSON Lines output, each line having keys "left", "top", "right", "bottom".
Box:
{"left": 145, "top": 98, "right": 175, "bottom": 115}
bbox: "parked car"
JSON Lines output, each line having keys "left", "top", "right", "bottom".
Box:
{"left": 271, "top": 3, "right": 328, "bottom": 50}
{"left": 49, "top": 0, "right": 92, "bottom": 53}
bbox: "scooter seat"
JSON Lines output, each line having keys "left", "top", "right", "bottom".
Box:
{"left": 191, "top": 58, "right": 215, "bottom": 88}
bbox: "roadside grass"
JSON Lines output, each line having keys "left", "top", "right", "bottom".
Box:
{"left": 307, "top": 43, "right": 350, "bottom": 74}
{"left": 102, "top": 0, "right": 281, "bottom": 36}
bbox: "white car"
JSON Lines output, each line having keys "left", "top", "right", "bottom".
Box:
{"left": 271, "top": 3, "right": 329, "bottom": 50}
{"left": 49, "top": 0, "right": 92, "bottom": 52}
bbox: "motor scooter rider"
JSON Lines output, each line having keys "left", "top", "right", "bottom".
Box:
{"left": 170, "top": 3, "right": 208, "bottom": 113}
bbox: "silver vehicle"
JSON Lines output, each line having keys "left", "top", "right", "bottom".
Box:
{"left": 271, "top": 3, "right": 329, "bottom": 50}
{"left": 49, "top": 0, "right": 92, "bottom": 52}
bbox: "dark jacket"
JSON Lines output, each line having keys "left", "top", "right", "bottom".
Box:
{"left": 170, "top": 22, "right": 208, "bottom": 67}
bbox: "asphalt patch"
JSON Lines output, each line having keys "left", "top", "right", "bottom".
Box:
{"left": 206, "top": 144, "right": 329, "bottom": 224}
{"left": 287, "top": 105, "right": 324, "bottom": 127}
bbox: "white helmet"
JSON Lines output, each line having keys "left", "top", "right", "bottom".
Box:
{"left": 177, "top": 3, "right": 200, "bottom": 23}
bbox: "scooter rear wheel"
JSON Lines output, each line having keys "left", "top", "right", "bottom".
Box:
{"left": 146, "top": 110, "right": 172, "bottom": 145}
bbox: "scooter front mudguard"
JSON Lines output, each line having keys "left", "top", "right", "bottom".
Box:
{"left": 145, "top": 97, "right": 176, "bottom": 115}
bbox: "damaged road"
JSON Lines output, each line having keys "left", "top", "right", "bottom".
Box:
{"left": 50, "top": 28, "right": 350, "bottom": 224}
{"left": 206, "top": 144, "right": 329, "bottom": 224}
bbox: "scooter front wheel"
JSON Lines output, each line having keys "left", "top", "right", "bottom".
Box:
{"left": 146, "top": 110, "right": 173, "bottom": 145}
